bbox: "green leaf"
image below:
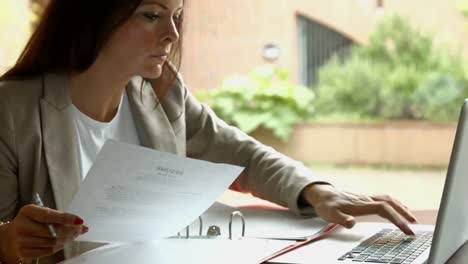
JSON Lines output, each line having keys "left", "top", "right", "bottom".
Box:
{"left": 195, "top": 66, "right": 315, "bottom": 141}
{"left": 314, "top": 14, "right": 467, "bottom": 122}
{"left": 458, "top": 0, "right": 468, "bottom": 18}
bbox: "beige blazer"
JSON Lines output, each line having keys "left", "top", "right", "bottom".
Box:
{"left": 0, "top": 72, "right": 325, "bottom": 263}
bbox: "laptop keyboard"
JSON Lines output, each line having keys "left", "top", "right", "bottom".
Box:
{"left": 338, "top": 229, "right": 433, "bottom": 263}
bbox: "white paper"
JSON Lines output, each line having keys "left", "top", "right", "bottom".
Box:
{"left": 60, "top": 238, "right": 294, "bottom": 264}
{"left": 181, "top": 202, "right": 329, "bottom": 240}
{"left": 67, "top": 140, "right": 244, "bottom": 243}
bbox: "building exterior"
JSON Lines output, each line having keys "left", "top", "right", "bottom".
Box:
{"left": 181, "top": 0, "right": 468, "bottom": 91}
{"left": 25, "top": 0, "right": 468, "bottom": 91}
{"left": 6, "top": 0, "right": 459, "bottom": 166}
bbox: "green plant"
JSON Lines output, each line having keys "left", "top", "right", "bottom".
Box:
{"left": 458, "top": 0, "right": 468, "bottom": 18}
{"left": 315, "top": 15, "right": 468, "bottom": 121}
{"left": 196, "top": 66, "right": 315, "bottom": 142}
{"left": 314, "top": 55, "right": 386, "bottom": 119}
{"left": 413, "top": 72, "right": 465, "bottom": 120}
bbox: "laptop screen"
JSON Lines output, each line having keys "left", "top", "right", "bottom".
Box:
{"left": 428, "top": 100, "right": 468, "bottom": 263}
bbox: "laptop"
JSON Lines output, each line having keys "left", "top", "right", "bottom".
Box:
{"left": 270, "top": 100, "right": 468, "bottom": 264}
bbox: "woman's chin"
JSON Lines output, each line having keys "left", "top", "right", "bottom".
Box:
{"left": 142, "top": 65, "right": 163, "bottom": 79}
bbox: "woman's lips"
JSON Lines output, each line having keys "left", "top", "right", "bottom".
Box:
{"left": 151, "top": 55, "right": 168, "bottom": 63}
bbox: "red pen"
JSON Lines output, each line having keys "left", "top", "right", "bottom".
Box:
{"left": 258, "top": 223, "right": 339, "bottom": 264}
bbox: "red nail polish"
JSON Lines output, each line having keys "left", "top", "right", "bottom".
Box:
{"left": 74, "top": 217, "right": 84, "bottom": 225}
{"left": 81, "top": 226, "right": 89, "bottom": 234}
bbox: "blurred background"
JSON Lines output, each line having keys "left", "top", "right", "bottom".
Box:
{"left": 2, "top": 0, "right": 468, "bottom": 210}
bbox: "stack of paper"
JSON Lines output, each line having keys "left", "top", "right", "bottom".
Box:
{"left": 60, "top": 239, "right": 294, "bottom": 264}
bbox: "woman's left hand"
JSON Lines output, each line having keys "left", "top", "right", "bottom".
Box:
{"left": 301, "top": 184, "right": 418, "bottom": 235}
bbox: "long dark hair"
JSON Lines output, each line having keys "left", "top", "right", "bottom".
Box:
{"left": 0, "top": 0, "right": 184, "bottom": 100}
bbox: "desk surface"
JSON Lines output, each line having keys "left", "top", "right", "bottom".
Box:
{"left": 258, "top": 209, "right": 466, "bottom": 264}
{"left": 359, "top": 210, "right": 467, "bottom": 264}
{"left": 228, "top": 191, "right": 466, "bottom": 264}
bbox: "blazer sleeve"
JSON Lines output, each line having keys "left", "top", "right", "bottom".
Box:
{"left": 0, "top": 87, "right": 19, "bottom": 222}
{"left": 182, "top": 80, "right": 329, "bottom": 216}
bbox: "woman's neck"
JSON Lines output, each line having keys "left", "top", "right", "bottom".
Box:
{"left": 69, "top": 60, "right": 132, "bottom": 123}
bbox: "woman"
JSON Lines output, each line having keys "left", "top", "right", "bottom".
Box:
{"left": 0, "top": 0, "right": 417, "bottom": 263}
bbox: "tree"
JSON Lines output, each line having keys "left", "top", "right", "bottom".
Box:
{"left": 314, "top": 15, "right": 468, "bottom": 121}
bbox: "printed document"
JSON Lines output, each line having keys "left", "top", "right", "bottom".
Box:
{"left": 67, "top": 140, "right": 244, "bottom": 243}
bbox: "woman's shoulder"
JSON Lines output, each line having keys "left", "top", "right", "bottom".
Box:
{"left": 0, "top": 75, "right": 44, "bottom": 100}
{"left": 0, "top": 75, "right": 44, "bottom": 116}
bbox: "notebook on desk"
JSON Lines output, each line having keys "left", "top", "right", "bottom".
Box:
{"left": 269, "top": 100, "right": 468, "bottom": 264}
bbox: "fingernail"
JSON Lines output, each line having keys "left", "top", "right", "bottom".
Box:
{"left": 406, "top": 226, "right": 415, "bottom": 235}
{"left": 81, "top": 226, "right": 89, "bottom": 234}
{"left": 74, "top": 217, "right": 84, "bottom": 225}
{"left": 345, "top": 218, "right": 355, "bottom": 228}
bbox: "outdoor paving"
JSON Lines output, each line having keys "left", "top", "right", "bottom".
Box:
{"left": 219, "top": 167, "right": 447, "bottom": 211}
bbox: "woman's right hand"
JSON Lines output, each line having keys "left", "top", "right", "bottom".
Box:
{"left": 0, "top": 204, "right": 88, "bottom": 263}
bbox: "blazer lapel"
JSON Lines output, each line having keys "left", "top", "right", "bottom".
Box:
{"left": 40, "top": 74, "right": 179, "bottom": 208}
{"left": 126, "top": 76, "right": 178, "bottom": 154}
{"left": 40, "top": 73, "right": 81, "bottom": 211}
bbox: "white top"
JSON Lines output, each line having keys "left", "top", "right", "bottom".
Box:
{"left": 71, "top": 92, "right": 140, "bottom": 179}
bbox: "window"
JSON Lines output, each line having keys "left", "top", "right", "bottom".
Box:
{"left": 297, "top": 15, "right": 353, "bottom": 88}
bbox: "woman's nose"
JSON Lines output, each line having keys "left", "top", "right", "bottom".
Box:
{"left": 161, "top": 20, "right": 180, "bottom": 44}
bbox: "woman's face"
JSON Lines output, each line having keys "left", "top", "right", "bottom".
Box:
{"left": 99, "top": 0, "right": 183, "bottom": 79}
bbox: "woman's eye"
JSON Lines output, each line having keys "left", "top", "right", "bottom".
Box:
{"left": 143, "top": 13, "right": 161, "bottom": 21}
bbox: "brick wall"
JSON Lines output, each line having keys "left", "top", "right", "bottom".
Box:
{"left": 31, "top": 0, "right": 468, "bottom": 91}
{"left": 181, "top": 0, "right": 468, "bottom": 91}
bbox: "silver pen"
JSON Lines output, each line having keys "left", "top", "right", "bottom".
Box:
{"left": 33, "top": 193, "right": 57, "bottom": 238}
